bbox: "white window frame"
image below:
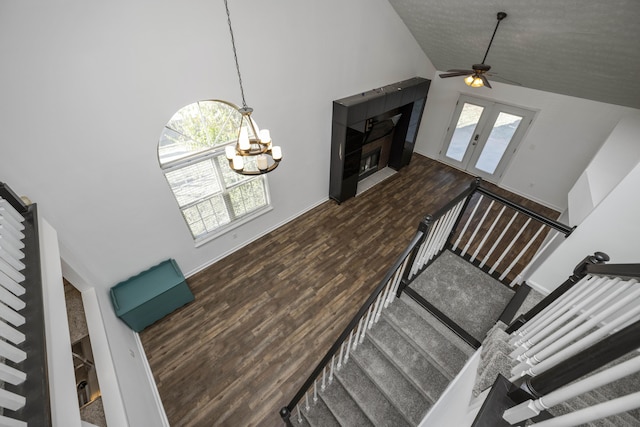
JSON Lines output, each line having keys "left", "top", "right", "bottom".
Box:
{"left": 158, "top": 101, "right": 273, "bottom": 246}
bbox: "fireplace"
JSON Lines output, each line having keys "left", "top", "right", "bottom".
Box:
{"left": 357, "top": 112, "right": 400, "bottom": 182}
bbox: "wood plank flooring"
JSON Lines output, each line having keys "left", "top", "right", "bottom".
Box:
{"left": 139, "top": 155, "right": 559, "bottom": 427}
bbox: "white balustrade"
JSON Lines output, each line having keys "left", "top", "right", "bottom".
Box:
{"left": 452, "top": 195, "right": 483, "bottom": 251}
{"left": 528, "top": 391, "right": 640, "bottom": 427}
{"left": 504, "top": 354, "right": 640, "bottom": 424}
{"left": 470, "top": 205, "right": 505, "bottom": 263}
{"left": 479, "top": 211, "right": 518, "bottom": 268}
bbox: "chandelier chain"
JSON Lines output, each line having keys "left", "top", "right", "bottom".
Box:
{"left": 223, "top": 0, "right": 248, "bottom": 109}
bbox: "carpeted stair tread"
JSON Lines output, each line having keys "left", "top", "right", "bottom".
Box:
{"left": 319, "top": 375, "right": 374, "bottom": 427}
{"left": 383, "top": 298, "right": 469, "bottom": 377}
{"left": 398, "top": 294, "right": 475, "bottom": 357}
{"left": 352, "top": 337, "right": 431, "bottom": 425}
{"left": 296, "top": 395, "right": 339, "bottom": 427}
{"left": 367, "top": 317, "right": 450, "bottom": 402}
{"left": 335, "top": 356, "right": 410, "bottom": 427}
{"left": 408, "top": 250, "right": 515, "bottom": 339}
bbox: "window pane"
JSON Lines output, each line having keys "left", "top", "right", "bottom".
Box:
{"left": 446, "top": 103, "right": 484, "bottom": 162}
{"left": 181, "top": 195, "right": 231, "bottom": 238}
{"left": 216, "top": 154, "right": 250, "bottom": 187}
{"left": 165, "top": 159, "right": 221, "bottom": 206}
{"left": 229, "top": 179, "right": 267, "bottom": 219}
{"left": 475, "top": 112, "right": 522, "bottom": 174}
{"left": 159, "top": 101, "right": 243, "bottom": 165}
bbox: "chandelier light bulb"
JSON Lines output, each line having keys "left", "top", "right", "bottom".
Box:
{"left": 259, "top": 129, "right": 271, "bottom": 144}
{"left": 271, "top": 146, "right": 282, "bottom": 161}
{"left": 225, "top": 145, "right": 236, "bottom": 160}
{"left": 239, "top": 128, "right": 250, "bottom": 151}
{"left": 232, "top": 155, "right": 244, "bottom": 171}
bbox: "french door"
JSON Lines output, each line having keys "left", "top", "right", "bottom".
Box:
{"left": 439, "top": 95, "right": 535, "bottom": 182}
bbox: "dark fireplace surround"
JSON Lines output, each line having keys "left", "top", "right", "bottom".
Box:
{"left": 329, "top": 77, "right": 431, "bottom": 203}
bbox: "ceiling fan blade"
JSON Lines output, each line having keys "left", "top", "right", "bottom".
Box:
{"left": 446, "top": 69, "right": 475, "bottom": 73}
{"left": 439, "top": 72, "right": 471, "bottom": 78}
{"left": 480, "top": 74, "right": 492, "bottom": 89}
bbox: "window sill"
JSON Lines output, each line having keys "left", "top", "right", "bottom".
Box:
{"left": 193, "top": 205, "right": 273, "bottom": 248}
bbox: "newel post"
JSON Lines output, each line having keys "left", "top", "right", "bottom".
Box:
{"left": 505, "top": 251, "right": 610, "bottom": 334}
{"left": 280, "top": 407, "right": 293, "bottom": 426}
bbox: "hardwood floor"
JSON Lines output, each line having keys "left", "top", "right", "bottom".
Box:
{"left": 139, "top": 155, "right": 559, "bottom": 427}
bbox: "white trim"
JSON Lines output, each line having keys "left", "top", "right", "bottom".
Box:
{"left": 39, "top": 218, "right": 82, "bottom": 427}
{"left": 499, "top": 183, "right": 564, "bottom": 212}
{"left": 184, "top": 197, "right": 327, "bottom": 277}
{"left": 419, "top": 349, "right": 481, "bottom": 427}
{"left": 524, "top": 278, "right": 551, "bottom": 296}
{"left": 134, "top": 333, "right": 170, "bottom": 427}
{"left": 194, "top": 204, "right": 273, "bottom": 248}
{"left": 81, "top": 288, "right": 130, "bottom": 427}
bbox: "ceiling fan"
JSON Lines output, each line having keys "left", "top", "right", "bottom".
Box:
{"left": 439, "top": 11, "right": 508, "bottom": 89}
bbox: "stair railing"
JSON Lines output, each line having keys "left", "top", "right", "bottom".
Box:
{"left": 448, "top": 181, "right": 574, "bottom": 287}
{"left": 0, "top": 183, "right": 51, "bottom": 425}
{"left": 279, "top": 228, "right": 426, "bottom": 425}
{"left": 471, "top": 257, "right": 640, "bottom": 426}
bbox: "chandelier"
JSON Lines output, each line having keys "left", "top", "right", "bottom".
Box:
{"left": 223, "top": 0, "right": 282, "bottom": 175}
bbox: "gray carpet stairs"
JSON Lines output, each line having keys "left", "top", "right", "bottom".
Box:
{"left": 292, "top": 293, "right": 475, "bottom": 427}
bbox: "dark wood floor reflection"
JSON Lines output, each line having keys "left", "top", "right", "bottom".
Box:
{"left": 140, "top": 155, "right": 558, "bottom": 426}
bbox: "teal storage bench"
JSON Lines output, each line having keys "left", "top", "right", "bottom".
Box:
{"left": 110, "top": 259, "right": 194, "bottom": 332}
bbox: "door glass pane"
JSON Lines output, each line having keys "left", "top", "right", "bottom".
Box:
{"left": 445, "top": 103, "right": 484, "bottom": 161}
{"left": 475, "top": 112, "right": 523, "bottom": 174}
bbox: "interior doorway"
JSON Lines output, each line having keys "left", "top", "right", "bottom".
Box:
{"left": 439, "top": 95, "right": 535, "bottom": 182}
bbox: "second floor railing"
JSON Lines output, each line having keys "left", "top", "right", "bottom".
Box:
{"left": 0, "top": 182, "right": 51, "bottom": 426}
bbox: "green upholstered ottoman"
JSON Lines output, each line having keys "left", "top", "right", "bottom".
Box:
{"left": 110, "top": 259, "right": 194, "bottom": 332}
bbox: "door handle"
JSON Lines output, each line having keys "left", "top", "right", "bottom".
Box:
{"left": 472, "top": 134, "right": 479, "bottom": 145}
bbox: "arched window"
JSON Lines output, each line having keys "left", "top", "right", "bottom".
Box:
{"left": 158, "top": 100, "right": 271, "bottom": 244}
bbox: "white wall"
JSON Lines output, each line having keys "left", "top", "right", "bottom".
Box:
{"left": 528, "top": 115, "right": 640, "bottom": 291}
{"left": 0, "top": 0, "right": 434, "bottom": 423}
{"left": 414, "top": 76, "right": 638, "bottom": 210}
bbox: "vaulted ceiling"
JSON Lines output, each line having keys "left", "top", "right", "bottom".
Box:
{"left": 387, "top": 0, "right": 640, "bottom": 109}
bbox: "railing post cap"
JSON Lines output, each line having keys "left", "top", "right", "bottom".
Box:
{"left": 592, "top": 252, "right": 610, "bottom": 263}
{"left": 279, "top": 407, "right": 291, "bottom": 419}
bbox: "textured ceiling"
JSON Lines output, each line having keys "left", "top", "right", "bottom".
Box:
{"left": 387, "top": 0, "right": 640, "bottom": 109}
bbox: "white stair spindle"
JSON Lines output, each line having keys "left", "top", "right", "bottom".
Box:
{"left": 529, "top": 391, "right": 640, "bottom": 427}
{"left": 329, "top": 355, "right": 335, "bottom": 383}
{"left": 305, "top": 391, "right": 310, "bottom": 411}
{"left": 321, "top": 366, "right": 326, "bottom": 391}
{"left": 511, "top": 276, "right": 619, "bottom": 357}
{"left": 0, "top": 270, "right": 26, "bottom": 297}
{"left": 499, "top": 223, "right": 546, "bottom": 283}
{"left": 353, "top": 318, "right": 364, "bottom": 350}
{"left": 0, "top": 220, "right": 25, "bottom": 242}
{"left": 479, "top": 211, "right": 518, "bottom": 268}
{"left": 337, "top": 342, "right": 345, "bottom": 369}
{"left": 0, "top": 388, "right": 25, "bottom": 412}
{"left": 489, "top": 218, "right": 531, "bottom": 274}
{"left": 0, "top": 258, "right": 25, "bottom": 284}
{"left": 0, "top": 320, "right": 25, "bottom": 345}
{"left": 0, "top": 363, "right": 26, "bottom": 386}
{"left": 0, "top": 200, "right": 26, "bottom": 223}
{"left": 313, "top": 379, "right": 318, "bottom": 403}
{"left": 0, "top": 250, "right": 24, "bottom": 273}
{"left": 0, "top": 340, "right": 26, "bottom": 364}
{"left": 344, "top": 330, "right": 354, "bottom": 362}
{"left": 504, "top": 354, "right": 640, "bottom": 424}
{"left": 512, "top": 298, "right": 640, "bottom": 379}
{"left": 461, "top": 200, "right": 495, "bottom": 257}
{"left": 0, "top": 414, "right": 27, "bottom": 427}
{"left": 0, "top": 285, "right": 25, "bottom": 312}
{"left": 0, "top": 301, "right": 25, "bottom": 327}
{"left": 380, "top": 278, "right": 392, "bottom": 310}
{"left": 296, "top": 404, "right": 302, "bottom": 423}
{"left": 511, "top": 276, "right": 600, "bottom": 346}
{"left": 510, "top": 230, "right": 561, "bottom": 287}
{"left": 514, "top": 279, "right": 631, "bottom": 361}
{"left": 392, "top": 258, "right": 409, "bottom": 297}
{"left": 0, "top": 235, "right": 25, "bottom": 260}
{"left": 371, "top": 293, "right": 382, "bottom": 325}
{"left": 452, "top": 195, "right": 483, "bottom": 251}
{"left": 471, "top": 205, "right": 506, "bottom": 262}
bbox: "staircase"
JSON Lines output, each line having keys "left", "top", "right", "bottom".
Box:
{"left": 291, "top": 294, "right": 475, "bottom": 426}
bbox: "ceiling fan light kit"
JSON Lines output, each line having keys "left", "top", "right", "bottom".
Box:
{"left": 440, "top": 11, "right": 507, "bottom": 89}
